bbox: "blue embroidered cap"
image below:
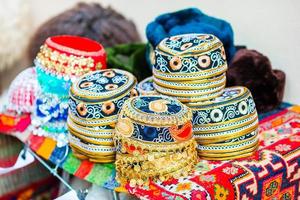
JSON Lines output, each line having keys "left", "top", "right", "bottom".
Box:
{"left": 153, "top": 34, "right": 227, "bottom": 75}
{"left": 115, "top": 95, "right": 193, "bottom": 143}
{"left": 69, "top": 69, "right": 138, "bottom": 125}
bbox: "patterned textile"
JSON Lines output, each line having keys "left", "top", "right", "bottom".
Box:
{"left": 126, "top": 105, "right": 300, "bottom": 199}
{"left": 0, "top": 113, "right": 31, "bottom": 134}
{"left": 27, "top": 134, "right": 118, "bottom": 189}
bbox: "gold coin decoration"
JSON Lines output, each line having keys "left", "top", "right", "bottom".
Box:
{"left": 114, "top": 95, "right": 197, "bottom": 186}
{"left": 115, "top": 118, "right": 134, "bottom": 138}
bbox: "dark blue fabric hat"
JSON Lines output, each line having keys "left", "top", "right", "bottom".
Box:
{"left": 146, "top": 8, "right": 236, "bottom": 63}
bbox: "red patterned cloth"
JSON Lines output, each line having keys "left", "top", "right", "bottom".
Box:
{"left": 0, "top": 113, "right": 31, "bottom": 134}
{"left": 126, "top": 105, "right": 300, "bottom": 200}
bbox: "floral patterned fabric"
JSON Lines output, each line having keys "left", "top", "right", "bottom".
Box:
{"left": 126, "top": 105, "right": 300, "bottom": 199}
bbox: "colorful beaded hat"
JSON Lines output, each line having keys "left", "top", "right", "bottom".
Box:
{"left": 114, "top": 95, "right": 198, "bottom": 186}
{"left": 36, "top": 35, "right": 106, "bottom": 77}
{"left": 32, "top": 35, "right": 107, "bottom": 147}
{"left": 68, "top": 69, "right": 138, "bottom": 163}
{"left": 6, "top": 67, "right": 39, "bottom": 114}
{"left": 34, "top": 35, "right": 107, "bottom": 97}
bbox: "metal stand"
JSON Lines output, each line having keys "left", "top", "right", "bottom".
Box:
{"left": 23, "top": 145, "right": 88, "bottom": 200}
{"left": 112, "top": 190, "right": 120, "bottom": 200}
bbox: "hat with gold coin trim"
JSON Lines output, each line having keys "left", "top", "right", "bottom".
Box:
{"left": 32, "top": 35, "right": 107, "bottom": 147}
{"left": 68, "top": 68, "right": 138, "bottom": 163}
{"left": 188, "top": 86, "right": 259, "bottom": 160}
{"left": 35, "top": 35, "right": 107, "bottom": 97}
{"left": 113, "top": 95, "right": 198, "bottom": 186}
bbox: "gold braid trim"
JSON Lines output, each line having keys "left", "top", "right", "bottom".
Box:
{"left": 198, "top": 143, "right": 259, "bottom": 160}
{"left": 69, "top": 129, "right": 114, "bottom": 146}
{"left": 192, "top": 111, "right": 257, "bottom": 131}
{"left": 198, "top": 141, "right": 259, "bottom": 157}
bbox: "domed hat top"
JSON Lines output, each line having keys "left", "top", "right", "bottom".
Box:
{"left": 158, "top": 33, "right": 222, "bottom": 55}
{"left": 70, "top": 69, "right": 137, "bottom": 102}
{"left": 35, "top": 35, "right": 106, "bottom": 77}
{"left": 153, "top": 33, "right": 227, "bottom": 74}
{"left": 115, "top": 95, "right": 193, "bottom": 144}
{"left": 122, "top": 95, "right": 192, "bottom": 127}
{"left": 136, "top": 76, "right": 157, "bottom": 95}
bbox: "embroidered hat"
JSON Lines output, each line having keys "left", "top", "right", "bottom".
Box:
{"left": 6, "top": 67, "right": 39, "bottom": 114}
{"left": 153, "top": 33, "right": 227, "bottom": 80}
{"left": 34, "top": 35, "right": 107, "bottom": 96}
{"left": 36, "top": 35, "right": 106, "bottom": 78}
{"left": 152, "top": 33, "right": 227, "bottom": 103}
{"left": 114, "top": 95, "right": 198, "bottom": 186}
{"left": 187, "top": 86, "right": 259, "bottom": 160}
{"left": 68, "top": 69, "right": 138, "bottom": 163}
{"left": 32, "top": 36, "right": 108, "bottom": 147}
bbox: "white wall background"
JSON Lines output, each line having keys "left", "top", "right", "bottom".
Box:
{"left": 29, "top": 0, "right": 300, "bottom": 104}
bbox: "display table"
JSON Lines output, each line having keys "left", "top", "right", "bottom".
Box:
{"left": 126, "top": 103, "right": 300, "bottom": 199}
{"left": 3, "top": 103, "right": 300, "bottom": 199}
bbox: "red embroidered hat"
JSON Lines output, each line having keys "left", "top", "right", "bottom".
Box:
{"left": 35, "top": 35, "right": 106, "bottom": 77}
{"left": 6, "top": 67, "right": 39, "bottom": 114}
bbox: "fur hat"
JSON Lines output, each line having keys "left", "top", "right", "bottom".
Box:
{"left": 27, "top": 2, "right": 141, "bottom": 61}
{"left": 227, "top": 49, "right": 286, "bottom": 113}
